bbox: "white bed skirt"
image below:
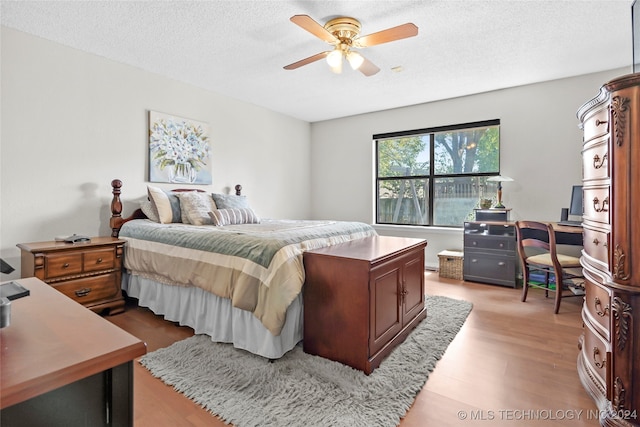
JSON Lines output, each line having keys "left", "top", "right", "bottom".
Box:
{"left": 122, "top": 272, "right": 303, "bottom": 359}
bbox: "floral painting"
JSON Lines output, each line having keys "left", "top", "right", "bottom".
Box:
{"left": 148, "top": 111, "right": 211, "bottom": 184}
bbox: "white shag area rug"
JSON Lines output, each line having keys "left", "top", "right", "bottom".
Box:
{"left": 139, "top": 295, "right": 472, "bottom": 427}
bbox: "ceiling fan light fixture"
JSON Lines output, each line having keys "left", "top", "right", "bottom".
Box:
{"left": 346, "top": 51, "right": 364, "bottom": 70}
{"left": 284, "top": 14, "right": 418, "bottom": 77}
{"left": 330, "top": 60, "right": 343, "bottom": 74}
{"left": 326, "top": 49, "right": 343, "bottom": 68}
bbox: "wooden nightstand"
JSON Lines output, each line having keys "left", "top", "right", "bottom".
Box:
{"left": 17, "top": 237, "right": 126, "bottom": 314}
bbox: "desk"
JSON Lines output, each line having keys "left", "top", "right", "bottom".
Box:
{"left": 0, "top": 277, "right": 146, "bottom": 426}
{"left": 550, "top": 222, "right": 584, "bottom": 246}
{"left": 463, "top": 221, "right": 583, "bottom": 288}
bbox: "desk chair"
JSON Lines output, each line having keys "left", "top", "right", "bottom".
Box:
{"left": 515, "top": 220, "right": 585, "bottom": 313}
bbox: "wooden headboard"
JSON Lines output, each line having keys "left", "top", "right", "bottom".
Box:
{"left": 109, "top": 179, "right": 242, "bottom": 237}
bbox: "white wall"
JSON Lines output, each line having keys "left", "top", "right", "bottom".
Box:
{"left": 0, "top": 27, "right": 311, "bottom": 279}
{"left": 309, "top": 68, "right": 629, "bottom": 268}
{"left": 1, "top": 26, "right": 631, "bottom": 275}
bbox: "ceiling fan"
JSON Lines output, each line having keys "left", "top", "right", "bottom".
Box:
{"left": 283, "top": 15, "right": 418, "bottom": 76}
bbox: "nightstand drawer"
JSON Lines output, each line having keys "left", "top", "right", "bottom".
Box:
{"left": 54, "top": 272, "right": 120, "bottom": 305}
{"left": 83, "top": 248, "right": 115, "bottom": 272}
{"left": 46, "top": 253, "right": 83, "bottom": 278}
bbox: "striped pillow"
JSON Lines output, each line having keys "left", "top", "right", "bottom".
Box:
{"left": 208, "top": 208, "right": 260, "bottom": 226}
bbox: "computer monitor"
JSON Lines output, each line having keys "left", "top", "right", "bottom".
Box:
{"left": 568, "top": 185, "right": 583, "bottom": 217}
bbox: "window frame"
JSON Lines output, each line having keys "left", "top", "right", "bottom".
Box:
{"left": 374, "top": 119, "right": 501, "bottom": 227}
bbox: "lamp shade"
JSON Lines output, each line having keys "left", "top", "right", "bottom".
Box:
{"left": 346, "top": 51, "right": 364, "bottom": 70}
{"left": 326, "top": 49, "right": 343, "bottom": 68}
{"left": 487, "top": 175, "right": 514, "bottom": 183}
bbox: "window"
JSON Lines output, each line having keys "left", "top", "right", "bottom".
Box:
{"left": 375, "top": 120, "right": 500, "bottom": 227}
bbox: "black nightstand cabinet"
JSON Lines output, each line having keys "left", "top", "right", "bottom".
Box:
{"left": 463, "top": 221, "right": 517, "bottom": 288}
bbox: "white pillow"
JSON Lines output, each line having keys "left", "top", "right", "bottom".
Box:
{"left": 177, "top": 192, "right": 216, "bottom": 225}
{"left": 147, "top": 185, "right": 173, "bottom": 224}
{"left": 208, "top": 208, "right": 261, "bottom": 226}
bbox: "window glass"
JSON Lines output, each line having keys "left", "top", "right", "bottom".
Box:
{"left": 375, "top": 121, "right": 500, "bottom": 227}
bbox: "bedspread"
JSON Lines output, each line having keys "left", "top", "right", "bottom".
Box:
{"left": 119, "top": 219, "right": 377, "bottom": 335}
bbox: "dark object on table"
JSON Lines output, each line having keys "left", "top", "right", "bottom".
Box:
{"left": 0, "top": 258, "right": 15, "bottom": 274}
{"left": 0, "top": 281, "right": 30, "bottom": 300}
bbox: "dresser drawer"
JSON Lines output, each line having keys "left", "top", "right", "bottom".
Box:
{"left": 581, "top": 313, "right": 609, "bottom": 388}
{"left": 582, "top": 137, "right": 609, "bottom": 182}
{"left": 53, "top": 272, "right": 120, "bottom": 305}
{"left": 83, "top": 248, "right": 116, "bottom": 272}
{"left": 46, "top": 252, "right": 83, "bottom": 279}
{"left": 582, "top": 105, "right": 609, "bottom": 142}
{"left": 464, "top": 252, "right": 516, "bottom": 286}
{"left": 584, "top": 278, "right": 611, "bottom": 341}
{"left": 464, "top": 235, "right": 514, "bottom": 252}
{"left": 583, "top": 186, "right": 610, "bottom": 225}
{"left": 583, "top": 226, "right": 609, "bottom": 266}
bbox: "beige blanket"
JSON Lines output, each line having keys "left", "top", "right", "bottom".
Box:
{"left": 120, "top": 219, "right": 377, "bottom": 335}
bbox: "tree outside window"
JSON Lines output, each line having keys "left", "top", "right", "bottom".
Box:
{"left": 375, "top": 120, "right": 500, "bottom": 227}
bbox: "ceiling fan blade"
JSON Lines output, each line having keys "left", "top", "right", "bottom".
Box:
{"left": 290, "top": 15, "right": 338, "bottom": 44}
{"left": 358, "top": 56, "right": 380, "bottom": 76}
{"left": 354, "top": 23, "right": 418, "bottom": 48}
{"left": 283, "top": 51, "right": 330, "bottom": 70}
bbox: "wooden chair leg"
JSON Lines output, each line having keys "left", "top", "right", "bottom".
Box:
{"left": 554, "top": 278, "right": 563, "bottom": 314}
{"left": 521, "top": 267, "right": 530, "bottom": 302}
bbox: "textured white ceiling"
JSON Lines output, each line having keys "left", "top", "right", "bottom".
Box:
{"left": 1, "top": 0, "right": 635, "bottom": 122}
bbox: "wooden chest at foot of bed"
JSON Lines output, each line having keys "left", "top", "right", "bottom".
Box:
{"left": 302, "top": 236, "right": 427, "bottom": 375}
{"left": 17, "top": 237, "right": 126, "bottom": 315}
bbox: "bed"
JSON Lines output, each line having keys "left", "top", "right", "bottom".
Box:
{"left": 109, "top": 179, "right": 377, "bottom": 358}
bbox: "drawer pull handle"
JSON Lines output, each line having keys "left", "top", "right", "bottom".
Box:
{"left": 593, "top": 196, "right": 609, "bottom": 213}
{"left": 497, "top": 261, "right": 505, "bottom": 266}
{"left": 593, "top": 238, "right": 600, "bottom": 246}
{"left": 594, "top": 297, "right": 610, "bottom": 317}
{"left": 62, "top": 263, "right": 70, "bottom": 268}
{"left": 471, "top": 259, "right": 478, "bottom": 263}
{"left": 499, "top": 243, "right": 504, "bottom": 248}
{"left": 595, "top": 119, "right": 608, "bottom": 127}
{"left": 593, "top": 347, "right": 605, "bottom": 369}
{"left": 75, "top": 287, "right": 92, "bottom": 297}
{"left": 593, "top": 153, "right": 608, "bottom": 169}
{"left": 96, "top": 258, "right": 103, "bottom": 263}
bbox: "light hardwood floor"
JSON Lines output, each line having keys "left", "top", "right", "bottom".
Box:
{"left": 106, "top": 272, "right": 601, "bottom": 427}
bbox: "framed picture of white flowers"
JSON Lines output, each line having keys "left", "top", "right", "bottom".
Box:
{"left": 148, "top": 111, "right": 211, "bottom": 184}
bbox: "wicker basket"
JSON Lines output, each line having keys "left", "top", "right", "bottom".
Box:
{"left": 438, "top": 250, "right": 464, "bottom": 280}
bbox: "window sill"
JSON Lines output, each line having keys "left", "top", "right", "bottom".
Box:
{"left": 373, "top": 224, "right": 463, "bottom": 235}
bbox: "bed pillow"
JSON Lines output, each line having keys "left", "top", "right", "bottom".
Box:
{"left": 211, "top": 193, "right": 250, "bottom": 210}
{"left": 147, "top": 185, "right": 175, "bottom": 224}
{"left": 177, "top": 192, "right": 216, "bottom": 225}
{"left": 165, "top": 192, "right": 183, "bottom": 223}
{"left": 146, "top": 185, "right": 190, "bottom": 223}
{"left": 140, "top": 199, "right": 160, "bottom": 222}
{"left": 208, "top": 208, "right": 261, "bottom": 226}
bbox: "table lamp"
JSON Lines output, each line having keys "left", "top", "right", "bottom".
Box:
{"left": 487, "top": 175, "right": 514, "bottom": 208}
